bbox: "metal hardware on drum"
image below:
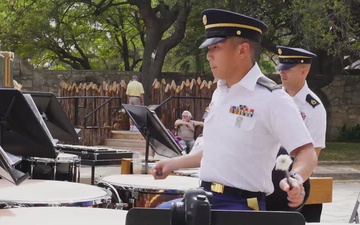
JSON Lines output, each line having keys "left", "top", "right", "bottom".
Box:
{"left": 96, "top": 180, "right": 129, "bottom": 210}
{"left": 16, "top": 153, "right": 81, "bottom": 182}
{"left": 98, "top": 174, "right": 201, "bottom": 210}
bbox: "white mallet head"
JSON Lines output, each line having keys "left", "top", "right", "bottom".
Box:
{"left": 275, "top": 154, "right": 293, "bottom": 171}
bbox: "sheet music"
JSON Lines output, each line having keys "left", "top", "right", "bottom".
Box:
{"left": 23, "top": 94, "right": 58, "bottom": 146}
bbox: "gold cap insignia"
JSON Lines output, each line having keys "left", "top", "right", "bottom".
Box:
{"left": 301, "top": 60, "right": 304, "bottom": 63}
{"left": 203, "top": 15, "right": 207, "bottom": 25}
{"left": 236, "top": 30, "right": 241, "bottom": 35}
{"left": 278, "top": 48, "right": 282, "bottom": 55}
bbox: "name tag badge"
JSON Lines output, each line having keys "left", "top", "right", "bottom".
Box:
{"left": 235, "top": 116, "right": 243, "bottom": 128}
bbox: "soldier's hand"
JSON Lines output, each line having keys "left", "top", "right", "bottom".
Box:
{"left": 279, "top": 177, "right": 305, "bottom": 208}
{"left": 151, "top": 160, "right": 173, "bottom": 179}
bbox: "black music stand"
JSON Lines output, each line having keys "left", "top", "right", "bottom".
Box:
{"left": 0, "top": 88, "right": 57, "bottom": 185}
{"left": 22, "top": 91, "right": 79, "bottom": 143}
{"left": 122, "top": 104, "right": 182, "bottom": 173}
{"left": 126, "top": 208, "right": 305, "bottom": 225}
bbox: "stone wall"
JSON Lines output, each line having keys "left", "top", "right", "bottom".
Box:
{"left": 12, "top": 58, "right": 360, "bottom": 141}
{"left": 322, "top": 75, "right": 360, "bottom": 140}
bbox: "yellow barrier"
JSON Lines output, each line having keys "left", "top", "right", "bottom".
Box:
{"left": 306, "top": 177, "right": 333, "bottom": 205}
{"left": 0, "top": 51, "right": 14, "bottom": 87}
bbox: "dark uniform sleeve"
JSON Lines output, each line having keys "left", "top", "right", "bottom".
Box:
{"left": 266, "top": 147, "right": 311, "bottom": 211}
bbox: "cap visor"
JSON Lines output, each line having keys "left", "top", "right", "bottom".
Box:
{"left": 199, "top": 37, "right": 226, "bottom": 49}
{"left": 276, "top": 63, "right": 297, "bottom": 71}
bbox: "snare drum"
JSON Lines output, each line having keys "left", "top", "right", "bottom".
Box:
{"left": 17, "top": 153, "right": 80, "bottom": 182}
{"left": 0, "top": 207, "right": 127, "bottom": 225}
{"left": 0, "top": 179, "right": 111, "bottom": 208}
{"left": 98, "top": 174, "right": 200, "bottom": 209}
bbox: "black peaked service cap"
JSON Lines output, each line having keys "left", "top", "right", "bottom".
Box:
{"left": 276, "top": 46, "right": 317, "bottom": 71}
{"left": 199, "top": 8, "right": 268, "bottom": 49}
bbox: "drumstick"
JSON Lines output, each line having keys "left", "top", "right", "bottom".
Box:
{"left": 275, "top": 154, "right": 293, "bottom": 189}
{"left": 156, "top": 170, "right": 162, "bottom": 176}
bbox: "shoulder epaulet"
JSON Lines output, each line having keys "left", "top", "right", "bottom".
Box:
{"left": 256, "top": 77, "right": 281, "bottom": 92}
{"left": 306, "top": 94, "right": 320, "bottom": 108}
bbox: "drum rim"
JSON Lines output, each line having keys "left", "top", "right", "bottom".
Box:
{"left": 0, "top": 180, "right": 110, "bottom": 206}
{"left": 0, "top": 194, "right": 111, "bottom": 206}
{"left": 105, "top": 185, "right": 187, "bottom": 194}
{"left": 27, "top": 157, "right": 81, "bottom": 163}
{"left": 100, "top": 174, "right": 200, "bottom": 192}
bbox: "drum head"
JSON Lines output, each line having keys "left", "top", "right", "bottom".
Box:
{"left": 101, "top": 174, "right": 200, "bottom": 192}
{"left": 0, "top": 207, "right": 127, "bottom": 225}
{"left": 0, "top": 179, "right": 108, "bottom": 206}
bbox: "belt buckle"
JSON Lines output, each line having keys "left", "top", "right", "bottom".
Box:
{"left": 211, "top": 182, "right": 224, "bottom": 194}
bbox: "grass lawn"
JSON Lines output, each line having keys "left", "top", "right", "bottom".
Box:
{"left": 319, "top": 142, "right": 360, "bottom": 161}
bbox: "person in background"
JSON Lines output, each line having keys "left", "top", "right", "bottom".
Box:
{"left": 266, "top": 46, "right": 327, "bottom": 222}
{"left": 174, "top": 110, "right": 204, "bottom": 154}
{"left": 126, "top": 75, "right": 145, "bottom": 131}
{"left": 152, "top": 8, "right": 317, "bottom": 211}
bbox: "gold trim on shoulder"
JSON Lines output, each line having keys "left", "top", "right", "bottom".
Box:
{"left": 203, "top": 15, "right": 207, "bottom": 25}
{"left": 205, "top": 23, "right": 262, "bottom": 33}
{"left": 278, "top": 48, "right": 282, "bottom": 55}
{"left": 278, "top": 55, "right": 312, "bottom": 59}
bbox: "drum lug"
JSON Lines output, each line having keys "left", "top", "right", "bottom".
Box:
{"left": 102, "top": 197, "right": 112, "bottom": 205}
{"left": 132, "top": 190, "right": 139, "bottom": 199}
{"left": 115, "top": 202, "right": 128, "bottom": 210}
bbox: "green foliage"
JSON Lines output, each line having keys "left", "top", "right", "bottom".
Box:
{"left": 290, "top": 0, "right": 360, "bottom": 57}
{"left": 338, "top": 123, "right": 360, "bottom": 142}
{"left": 259, "top": 58, "right": 276, "bottom": 75}
{"left": 0, "top": 0, "right": 359, "bottom": 74}
{"left": 319, "top": 142, "right": 360, "bottom": 161}
{"left": 0, "top": 0, "right": 143, "bottom": 70}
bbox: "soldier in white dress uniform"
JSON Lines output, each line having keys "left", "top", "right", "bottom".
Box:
{"left": 152, "top": 8, "right": 318, "bottom": 211}
{"left": 266, "top": 46, "right": 326, "bottom": 222}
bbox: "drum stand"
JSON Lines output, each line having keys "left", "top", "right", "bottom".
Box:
{"left": 144, "top": 132, "right": 151, "bottom": 174}
{"left": 0, "top": 146, "right": 29, "bottom": 185}
{"left": 349, "top": 192, "right": 360, "bottom": 223}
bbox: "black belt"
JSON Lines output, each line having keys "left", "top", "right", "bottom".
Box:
{"left": 201, "top": 181, "right": 265, "bottom": 200}
{"left": 129, "top": 96, "right": 140, "bottom": 98}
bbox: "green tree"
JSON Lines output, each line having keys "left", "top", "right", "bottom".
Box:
{"left": 0, "top": 0, "right": 193, "bottom": 105}
{"left": 126, "top": 0, "right": 192, "bottom": 105}
{"left": 0, "top": 0, "right": 143, "bottom": 70}
{"left": 2, "top": 0, "right": 360, "bottom": 106}
{"left": 175, "top": 0, "right": 360, "bottom": 82}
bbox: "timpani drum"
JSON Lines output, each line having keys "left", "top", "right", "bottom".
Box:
{"left": 97, "top": 174, "right": 200, "bottom": 210}
{"left": 17, "top": 153, "right": 81, "bottom": 182}
{"left": 173, "top": 168, "right": 199, "bottom": 177}
{"left": 0, "top": 207, "right": 127, "bottom": 225}
{"left": 0, "top": 179, "right": 111, "bottom": 208}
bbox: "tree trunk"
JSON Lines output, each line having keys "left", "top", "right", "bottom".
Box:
{"left": 130, "top": 0, "right": 192, "bottom": 105}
